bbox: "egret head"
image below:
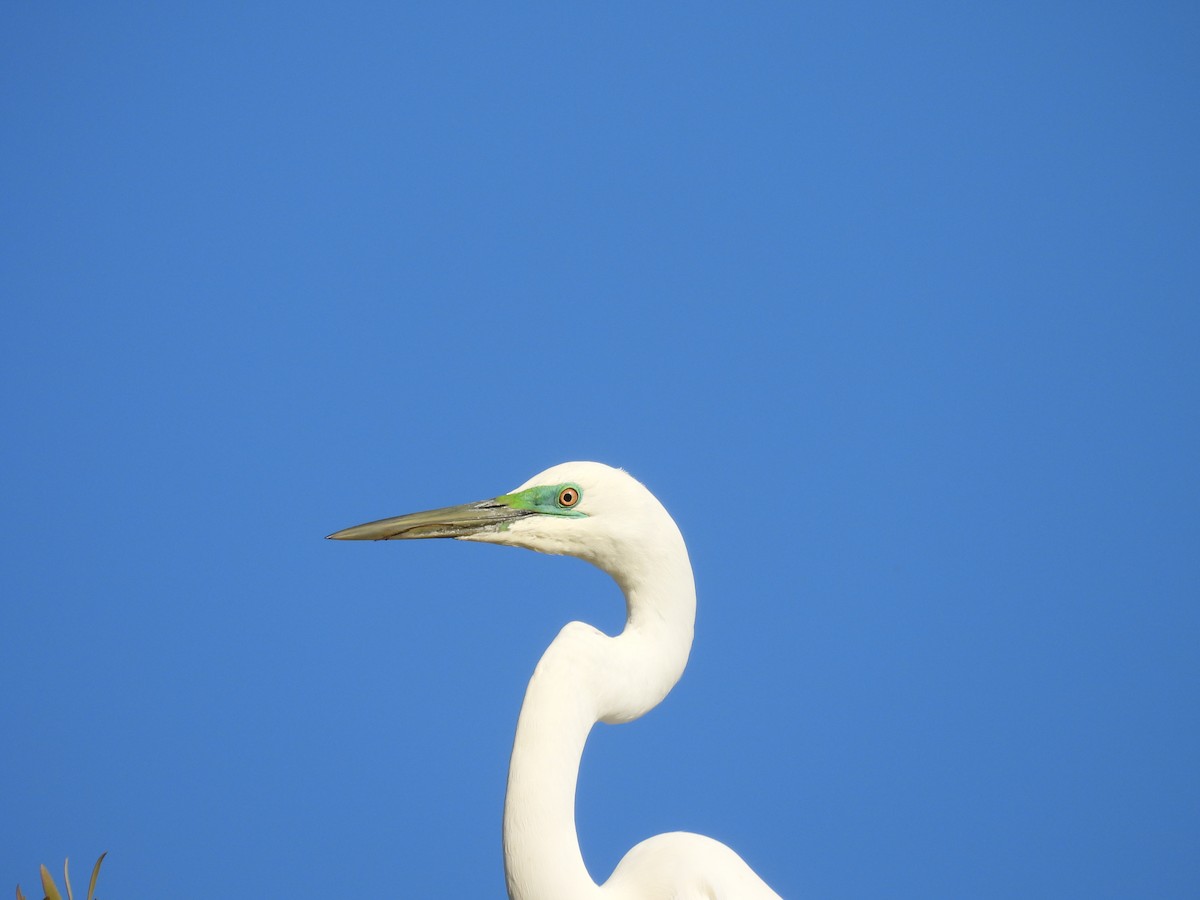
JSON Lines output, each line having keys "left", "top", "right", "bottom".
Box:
{"left": 328, "top": 461, "right": 682, "bottom": 574}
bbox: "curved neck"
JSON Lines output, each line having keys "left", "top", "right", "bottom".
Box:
{"left": 502, "top": 544, "right": 696, "bottom": 900}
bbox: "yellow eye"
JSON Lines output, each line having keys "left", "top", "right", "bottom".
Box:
{"left": 558, "top": 486, "right": 580, "bottom": 508}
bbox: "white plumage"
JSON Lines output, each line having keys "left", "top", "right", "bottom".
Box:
{"left": 331, "top": 462, "right": 781, "bottom": 899}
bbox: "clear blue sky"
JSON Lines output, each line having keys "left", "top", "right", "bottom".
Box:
{"left": 3, "top": 4, "right": 1197, "bottom": 898}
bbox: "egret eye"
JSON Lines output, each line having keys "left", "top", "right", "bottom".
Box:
{"left": 557, "top": 486, "right": 580, "bottom": 508}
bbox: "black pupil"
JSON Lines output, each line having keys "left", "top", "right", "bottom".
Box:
{"left": 561, "top": 490, "right": 575, "bottom": 505}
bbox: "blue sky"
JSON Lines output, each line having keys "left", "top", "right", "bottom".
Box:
{"left": 3, "top": 4, "right": 1197, "bottom": 897}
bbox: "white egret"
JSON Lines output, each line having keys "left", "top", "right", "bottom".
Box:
{"left": 329, "top": 461, "right": 782, "bottom": 900}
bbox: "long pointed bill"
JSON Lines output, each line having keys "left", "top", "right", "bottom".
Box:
{"left": 326, "top": 498, "right": 535, "bottom": 541}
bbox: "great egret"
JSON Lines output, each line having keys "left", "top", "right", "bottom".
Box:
{"left": 329, "top": 461, "right": 782, "bottom": 900}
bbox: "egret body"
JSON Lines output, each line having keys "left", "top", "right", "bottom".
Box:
{"left": 329, "top": 461, "right": 781, "bottom": 900}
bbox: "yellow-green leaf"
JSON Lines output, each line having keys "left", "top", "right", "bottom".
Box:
{"left": 38, "top": 865, "right": 62, "bottom": 900}
{"left": 86, "top": 854, "right": 106, "bottom": 900}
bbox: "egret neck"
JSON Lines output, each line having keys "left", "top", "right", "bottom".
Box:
{"left": 502, "top": 529, "right": 696, "bottom": 900}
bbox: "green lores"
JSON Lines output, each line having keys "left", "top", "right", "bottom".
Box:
{"left": 498, "top": 483, "right": 587, "bottom": 518}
